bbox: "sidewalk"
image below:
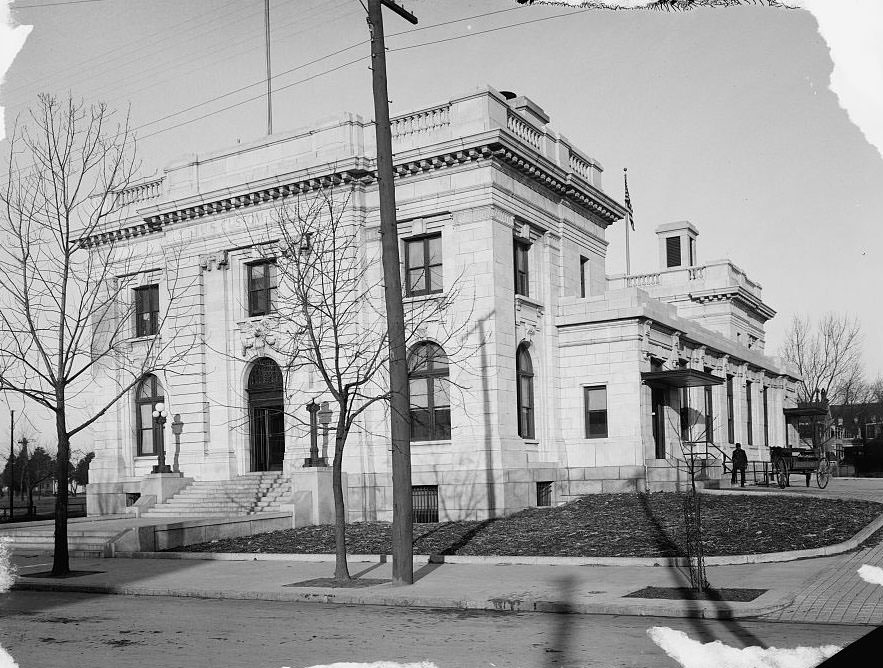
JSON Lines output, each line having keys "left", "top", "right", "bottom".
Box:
{"left": 760, "top": 531, "right": 883, "bottom": 626}
{"left": 10, "top": 548, "right": 840, "bottom": 621}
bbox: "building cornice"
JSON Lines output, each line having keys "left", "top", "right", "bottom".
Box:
{"left": 82, "top": 131, "right": 627, "bottom": 248}
{"left": 689, "top": 286, "right": 777, "bottom": 322}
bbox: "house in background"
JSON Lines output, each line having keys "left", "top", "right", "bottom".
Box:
{"left": 85, "top": 86, "right": 801, "bottom": 523}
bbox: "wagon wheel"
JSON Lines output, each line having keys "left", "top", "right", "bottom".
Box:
{"left": 816, "top": 459, "right": 831, "bottom": 489}
{"left": 775, "top": 458, "right": 788, "bottom": 489}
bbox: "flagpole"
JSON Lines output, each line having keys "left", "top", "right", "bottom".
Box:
{"left": 265, "top": 0, "right": 272, "bottom": 136}
{"left": 625, "top": 209, "right": 631, "bottom": 276}
{"left": 624, "top": 167, "right": 631, "bottom": 276}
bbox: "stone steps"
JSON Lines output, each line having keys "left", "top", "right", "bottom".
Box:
{"left": 141, "top": 472, "right": 286, "bottom": 519}
{"left": 5, "top": 529, "right": 121, "bottom": 557}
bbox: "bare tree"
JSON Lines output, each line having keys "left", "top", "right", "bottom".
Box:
{"left": 668, "top": 403, "right": 716, "bottom": 592}
{"left": 246, "top": 188, "right": 469, "bottom": 583}
{"left": 0, "top": 94, "right": 197, "bottom": 575}
{"left": 781, "top": 313, "right": 864, "bottom": 404}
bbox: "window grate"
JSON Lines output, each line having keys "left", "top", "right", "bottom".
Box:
{"left": 412, "top": 485, "right": 439, "bottom": 523}
{"left": 536, "top": 481, "right": 552, "bottom": 507}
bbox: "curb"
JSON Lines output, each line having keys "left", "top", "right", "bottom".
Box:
{"left": 112, "top": 511, "right": 883, "bottom": 567}
{"left": 10, "top": 579, "right": 794, "bottom": 620}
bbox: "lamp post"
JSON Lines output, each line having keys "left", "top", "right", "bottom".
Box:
{"left": 151, "top": 402, "right": 172, "bottom": 474}
{"left": 318, "top": 401, "right": 332, "bottom": 466}
{"left": 304, "top": 399, "right": 321, "bottom": 467}
{"left": 170, "top": 414, "right": 184, "bottom": 472}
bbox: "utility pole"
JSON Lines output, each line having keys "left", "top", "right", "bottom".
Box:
{"left": 8, "top": 409, "right": 13, "bottom": 520}
{"left": 366, "top": 0, "right": 417, "bottom": 586}
{"left": 265, "top": 0, "right": 273, "bottom": 135}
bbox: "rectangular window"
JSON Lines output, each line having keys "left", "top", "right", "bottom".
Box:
{"left": 138, "top": 403, "right": 157, "bottom": 455}
{"left": 704, "top": 383, "right": 714, "bottom": 444}
{"left": 408, "top": 376, "right": 451, "bottom": 441}
{"left": 536, "top": 481, "right": 552, "bottom": 507}
{"left": 514, "top": 238, "right": 530, "bottom": 297}
{"left": 746, "top": 380, "right": 754, "bottom": 446}
{"left": 247, "top": 260, "right": 277, "bottom": 317}
{"left": 517, "top": 373, "right": 535, "bottom": 439}
{"left": 584, "top": 386, "right": 608, "bottom": 438}
{"left": 680, "top": 387, "right": 690, "bottom": 442}
{"left": 579, "top": 256, "right": 589, "bottom": 298}
{"left": 726, "top": 375, "right": 735, "bottom": 443}
{"left": 762, "top": 386, "right": 769, "bottom": 446}
{"left": 404, "top": 234, "right": 443, "bottom": 296}
{"left": 134, "top": 284, "right": 159, "bottom": 337}
{"left": 412, "top": 485, "right": 439, "bottom": 523}
{"left": 666, "top": 236, "right": 681, "bottom": 268}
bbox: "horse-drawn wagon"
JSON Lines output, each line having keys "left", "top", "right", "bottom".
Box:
{"left": 769, "top": 446, "right": 833, "bottom": 489}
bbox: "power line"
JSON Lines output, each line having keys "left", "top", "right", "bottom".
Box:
{"left": 3, "top": 0, "right": 249, "bottom": 99}
{"left": 139, "top": 54, "right": 370, "bottom": 140}
{"left": 86, "top": 0, "right": 355, "bottom": 112}
{"left": 388, "top": 7, "right": 591, "bottom": 53}
{"left": 133, "top": 41, "right": 368, "bottom": 134}
{"left": 138, "top": 5, "right": 589, "bottom": 138}
{"left": 2, "top": 4, "right": 584, "bottom": 177}
{"left": 12, "top": 0, "right": 119, "bottom": 10}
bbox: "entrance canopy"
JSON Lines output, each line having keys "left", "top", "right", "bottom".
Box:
{"left": 783, "top": 403, "right": 828, "bottom": 418}
{"left": 641, "top": 369, "right": 724, "bottom": 388}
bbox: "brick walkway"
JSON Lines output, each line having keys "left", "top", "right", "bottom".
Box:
{"left": 761, "top": 536, "right": 883, "bottom": 625}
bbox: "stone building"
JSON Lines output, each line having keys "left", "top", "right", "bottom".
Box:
{"left": 85, "top": 86, "right": 800, "bottom": 522}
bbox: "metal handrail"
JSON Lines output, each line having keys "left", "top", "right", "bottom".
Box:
{"left": 683, "top": 440, "right": 732, "bottom": 473}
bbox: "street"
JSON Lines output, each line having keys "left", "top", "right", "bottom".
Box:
{"left": 0, "top": 592, "right": 873, "bottom": 668}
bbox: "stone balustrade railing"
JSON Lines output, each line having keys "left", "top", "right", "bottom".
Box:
{"left": 626, "top": 272, "right": 661, "bottom": 288}
{"left": 391, "top": 104, "right": 451, "bottom": 141}
{"left": 688, "top": 266, "right": 706, "bottom": 280}
{"left": 506, "top": 111, "right": 542, "bottom": 150}
{"left": 611, "top": 260, "right": 763, "bottom": 298}
{"left": 117, "top": 177, "right": 164, "bottom": 207}
{"left": 569, "top": 153, "right": 593, "bottom": 181}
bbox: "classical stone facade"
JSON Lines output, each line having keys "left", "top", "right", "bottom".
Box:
{"left": 85, "top": 86, "right": 800, "bottom": 521}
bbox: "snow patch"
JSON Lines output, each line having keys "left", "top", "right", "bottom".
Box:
{"left": 0, "top": 0, "right": 34, "bottom": 141}
{"left": 291, "top": 663, "right": 438, "bottom": 668}
{"left": 0, "top": 642, "right": 20, "bottom": 668}
{"left": 0, "top": 537, "right": 15, "bottom": 592}
{"left": 858, "top": 563, "right": 883, "bottom": 587}
{"left": 647, "top": 627, "right": 840, "bottom": 668}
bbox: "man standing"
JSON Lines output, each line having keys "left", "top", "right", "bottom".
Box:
{"left": 731, "top": 442, "right": 748, "bottom": 487}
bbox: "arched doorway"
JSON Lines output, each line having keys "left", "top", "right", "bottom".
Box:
{"left": 247, "top": 357, "right": 285, "bottom": 471}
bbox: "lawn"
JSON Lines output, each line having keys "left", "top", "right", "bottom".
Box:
{"left": 171, "top": 493, "right": 883, "bottom": 558}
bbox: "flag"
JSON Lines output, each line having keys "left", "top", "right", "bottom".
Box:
{"left": 624, "top": 167, "right": 635, "bottom": 230}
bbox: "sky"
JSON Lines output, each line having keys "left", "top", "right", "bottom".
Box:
{"left": 0, "top": 0, "right": 881, "bottom": 444}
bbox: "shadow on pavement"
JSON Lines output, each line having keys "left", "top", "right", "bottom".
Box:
{"left": 635, "top": 492, "right": 767, "bottom": 648}
{"left": 543, "top": 574, "right": 577, "bottom": 667}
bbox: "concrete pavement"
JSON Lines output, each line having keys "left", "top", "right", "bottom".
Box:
{"left": 715, "top": 477, "right": 883, "bottom": 502}
{"left": 9, "top": 546, "right": 842, "bottom": 621}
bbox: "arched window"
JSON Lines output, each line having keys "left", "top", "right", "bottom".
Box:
{"left": 516, "top": 344, "right": 535, "bottom": 439}
{"left": 408, "top": 342, "right": 451, "bottom": 442}
{"left": 135, "top": 374, "right": 164, "bottom": 456}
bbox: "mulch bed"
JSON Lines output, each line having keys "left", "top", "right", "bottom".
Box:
{"left": 284, "top": 577, "right": 389, "bottom": 589}
{"left": 170, "top": 492, "right": 883, "bottom": 558}
{"left": 20, "top": 570, "right": 106, "bottom": 579}
{"left": 623, "top": 586, "right": 767, "bottom": 602}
